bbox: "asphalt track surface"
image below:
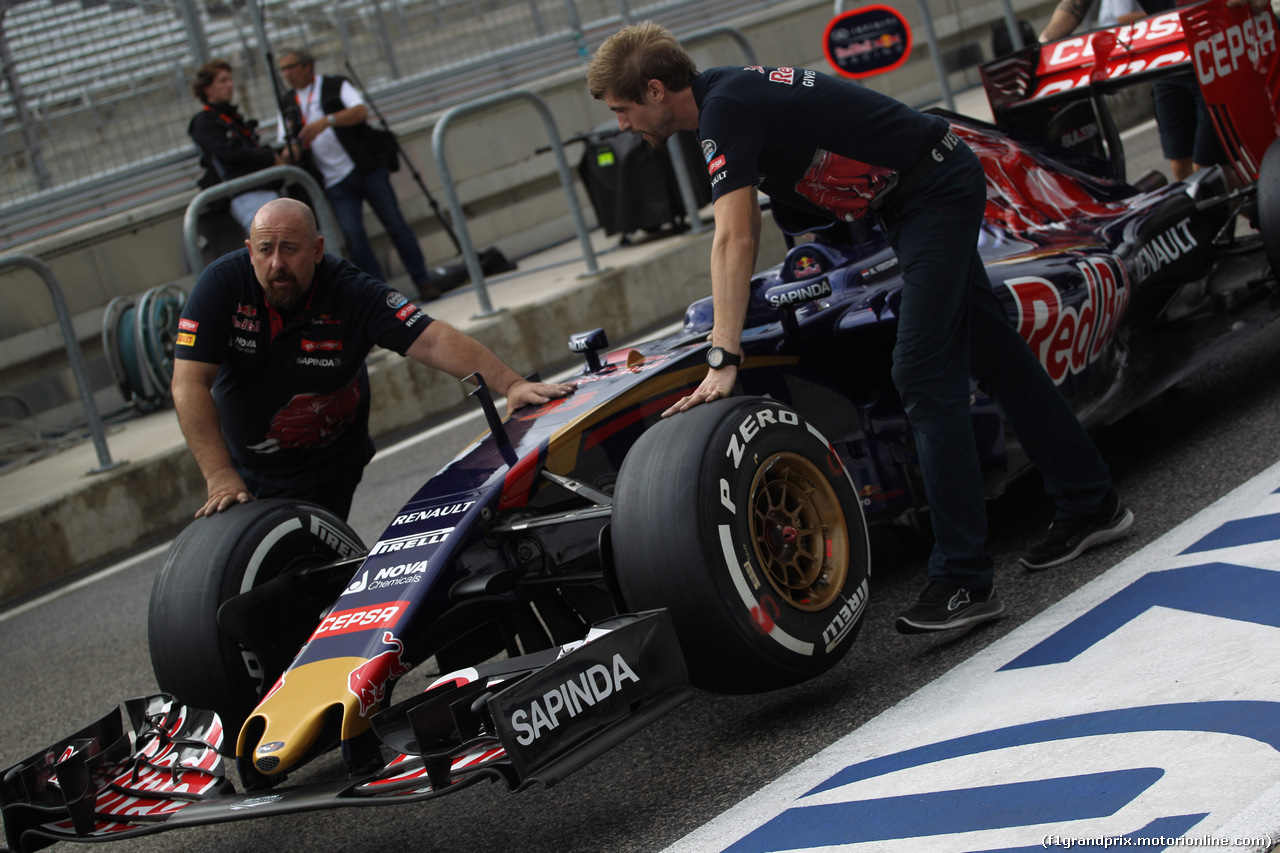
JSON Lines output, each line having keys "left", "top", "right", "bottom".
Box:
{"left": 3, "top": 128, "right": 1279, "bottom": 853}
{"left": 3, "top": 300, "right": 1280, "bottom": 853}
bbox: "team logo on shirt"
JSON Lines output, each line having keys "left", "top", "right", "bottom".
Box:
{"left": 396, "top": 303, "right": 418, "bottom": 322}
{"left": 248, "top": 375, "right": 362, "bottom": 453}
{"left": 177, "top": 332, "right": 196, "bottom": 346}
{"left": 179, "top": 318, "right": 198, "bottom": 332}
{"left": 232, "top": 303, "right": 261, "bottom": 335}
{"left": 707, "top": 155, "right": 726, "bottom": 175}
{"left": 702, "top": 139, "right": 717, "bottom": 162}
{"left": 795, "top": 148, "right": 896, "bottom": 221}
{"left": 386, "top": 292, "right": 410, "bottom": 309}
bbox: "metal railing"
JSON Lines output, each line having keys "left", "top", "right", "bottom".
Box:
{"left": 181, "top": 164, "right": 339, "bottom": 275}
{"left": 669, "top": 25, "right": 759, "bottom": 235}
{"left": 432, "top": 89, "right": 600, "bottom": 317}
{"left": 0, "top": 253, "right": 120, "bottom": 473}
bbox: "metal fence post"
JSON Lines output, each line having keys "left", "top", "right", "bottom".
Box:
{"left": 0, "top": 15, "right": 51, "bottom": 192}
{"left": 916, "top": 0, "right": 954, "bottom": 112}
{"left": 175, "top": 0, "right": 211, "bottom": 66}
{"left": 999, "top": 0, "right": 1027, "bottom": 50}
{"left": 0, "top": 254, "right": 119, "bottom": 474}
{"left": 671, "top": 26, "right": 759, "bottom": 235}
{"left": 182, "top": 166, "right": 343, "bottom": 275}
{"left": 564, "top": 0, "right": 588, "bottom": 58}
{"left": 369, "top": 0, "right": 401, "bottom": 80}
{"left": 433, "top": 89, "right": 601, "bottom": 318}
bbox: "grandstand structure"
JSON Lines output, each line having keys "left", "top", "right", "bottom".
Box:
{"left": 0, "top": 0, "right": 784, "bottom": 247}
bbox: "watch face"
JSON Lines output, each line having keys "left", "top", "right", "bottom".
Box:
{"left": 708, "top": 347, "right": 737, "bottom": 369}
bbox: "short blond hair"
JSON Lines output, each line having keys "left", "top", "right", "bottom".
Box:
{"left": 587, "top": 21, "right": 697, "bottom": 103}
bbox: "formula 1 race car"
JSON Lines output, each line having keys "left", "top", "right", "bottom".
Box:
{"left": 2, "top": 1, "right": 1278, "bottom": 850}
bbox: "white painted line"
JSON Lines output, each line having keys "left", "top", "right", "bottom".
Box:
{"left": 666, "top": 458, "right": 1280, "bottom": 852}
{"left": 0, "top": 542, "right": 169, "bottom": 625}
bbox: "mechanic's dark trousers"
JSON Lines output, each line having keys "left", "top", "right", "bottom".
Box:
{"left": 877, "top": 138, "right": 1112, "bottom": 590}
{"left": 327, "top": 164, "right": 432, "bottom": 296}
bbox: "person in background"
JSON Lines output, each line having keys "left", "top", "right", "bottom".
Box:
{"left": 189, "top": 59, "right": 287, "bottom": 231}
{"left": 276, "top": 49, "right": 440, "bottom": 302}
{"left": 1097, "top": 0, "right": 1141, "bottom": 27}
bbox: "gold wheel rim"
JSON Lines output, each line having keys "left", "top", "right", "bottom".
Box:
{"left": 748, "top": 451, "right": 849, "bottom": 612}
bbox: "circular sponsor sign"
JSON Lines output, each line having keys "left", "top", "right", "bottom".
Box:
{"left": 823, "top": 5, "right": 912, "bottom": 80}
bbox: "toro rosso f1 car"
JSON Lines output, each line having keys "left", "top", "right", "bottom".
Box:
{"left": 3, "top": 1, "right": 1279, "bottom": 849}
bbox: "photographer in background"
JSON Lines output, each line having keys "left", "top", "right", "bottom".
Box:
{"left": 276, "top": 49, "right": 439, "bottom": 302}
{"left": 189, "top": 59, "right": 288, "bottom": 231}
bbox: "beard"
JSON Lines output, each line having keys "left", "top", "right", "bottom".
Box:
{"left": 262, "top": 273, "right": 306, "bottom": 310}
{"left": 641, "top": 130, "right": 669, "bottom": 150}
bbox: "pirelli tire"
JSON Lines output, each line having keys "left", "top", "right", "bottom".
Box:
{"left": 1259, "top": 136, "right": 1280, "bottom": 279}
{"left": 611, "top": 397, "right": 870, "bottom": 694}
{"left": 148, "top": 499, "right": 365, "bottom": 734}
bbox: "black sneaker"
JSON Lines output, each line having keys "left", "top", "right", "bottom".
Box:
{"left": 895, "top": 581, "right": 1005, "bottom": 634}
{"left": 1021, "top": 489, "right": 1134, "bottom": 571}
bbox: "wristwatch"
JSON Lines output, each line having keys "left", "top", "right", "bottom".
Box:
{"left": 706, "top": 346, "right": 742, "bottom": 370}
{"left": 326, "top": 114, "right": 336, "bottom": 127}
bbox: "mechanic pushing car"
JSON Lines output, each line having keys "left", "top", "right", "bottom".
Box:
{"left": 587, "top": 23, "right": 1134, "bottom": 634}
{"left": 171, "top": 197, "right": 574, "bottom": 521}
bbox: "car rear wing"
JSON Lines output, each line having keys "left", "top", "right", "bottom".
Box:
{"left": 980, "top": 0, "right": 1279, "bottom": 184}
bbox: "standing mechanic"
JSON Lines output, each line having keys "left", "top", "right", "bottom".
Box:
{"left": 587, "top": 22, "right": 1133, "bottom": 634}
{"left": 171, "top": 198, "right": 573, "bottom": 521}
{"left": 275, "top": 49, "right": 439, "bottom": 301}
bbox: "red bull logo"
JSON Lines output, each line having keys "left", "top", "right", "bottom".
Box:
{"left": 791, "top": 254, "right": 822, "bottom": 279}
{"left": 1003, "top": 256, "right": 1130, "bottom": 385}
{"left": 833, "top": 33, "right": 902, "bottom": 61}
{"left": 348, "top": 632, "right": 412, "bottom": 717}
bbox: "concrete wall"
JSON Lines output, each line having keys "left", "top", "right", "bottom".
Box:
{"left": 0, "top": 0, "right": 1061, "bottom": 425}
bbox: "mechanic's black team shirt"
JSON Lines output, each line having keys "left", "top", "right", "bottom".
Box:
{"left": 692, "top": 66, "right": 951, "bottom": 221}
{"left": 174, "top": 250, "right": 431, "bottom": 490}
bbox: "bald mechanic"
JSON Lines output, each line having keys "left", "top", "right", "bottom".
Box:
{"left": 587, "top": 23, "right": 1132, "bottom": 635}
{"left": 172, "top": 198, "right": 573, "bottom": 521}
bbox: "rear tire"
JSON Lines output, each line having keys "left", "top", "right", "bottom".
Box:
{"left": 1258, "top": 137, "right": 1280, "bottom": 278}
{"left": 148, "top": 499, "right": 364, "bottom": 734}
{"left": 611, "top": 397, "right": 870, "bottom": 693}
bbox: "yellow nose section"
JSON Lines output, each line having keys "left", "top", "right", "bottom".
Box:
{"left": 238, "top": 656, "right": 386, "bottom": 775}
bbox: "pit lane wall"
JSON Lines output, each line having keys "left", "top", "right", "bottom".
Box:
{"left": 0, "top": 0, "right": 1060, "bottom": 600}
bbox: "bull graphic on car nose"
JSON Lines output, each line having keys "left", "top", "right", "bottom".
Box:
{"left": 347, "top": 631, "right": 411, "bottom": 717}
